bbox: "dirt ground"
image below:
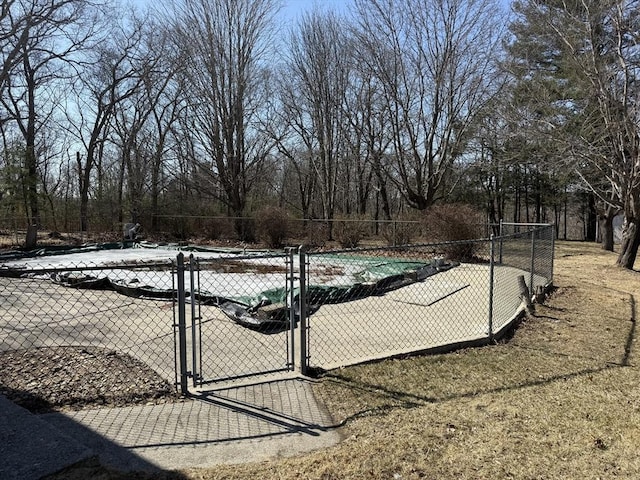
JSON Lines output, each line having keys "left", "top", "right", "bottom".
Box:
{"left": 0, "top": 346, "right": 177, "bottom": 413}
{"left": 36, "top": 241, "right": 640, "bottom": 478}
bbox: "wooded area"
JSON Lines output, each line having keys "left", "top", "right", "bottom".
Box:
{"left": 0, "top": 0, "right": 638, "bottom": 268}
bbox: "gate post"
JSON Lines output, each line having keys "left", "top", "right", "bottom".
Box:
{"left": 189, "top": 254, "right": 199, "bottom": 387}
{"left": 286, "top": 248, "right": 296, "bottom": 371}
{"left": 297, "top": 246, "right": 308, "bottom": 375}
{"left": 176, "top": 253, "right": 188, "bottom": 395}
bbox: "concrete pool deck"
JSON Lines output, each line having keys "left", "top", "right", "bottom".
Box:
{"left": 0, "top": 263, "right": 544, "bottom": 383}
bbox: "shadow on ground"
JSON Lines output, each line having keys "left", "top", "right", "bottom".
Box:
{"left": 0, "top": 389, "right": 186, "bottom": 480}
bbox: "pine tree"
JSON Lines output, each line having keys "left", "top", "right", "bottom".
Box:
{"left": 506, "top": 0, "right": 640, "bottom": 268}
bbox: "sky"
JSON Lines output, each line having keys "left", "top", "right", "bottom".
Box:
{"left": 281, "top": 0, "right": 349, "bottom": 21}
{"left": 132, "top": 0, "right": 350, "bottom": 21}
{"left": 132, "top": 1, "right": 511, "bottom": 25}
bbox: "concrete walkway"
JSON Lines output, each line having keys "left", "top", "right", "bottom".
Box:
{"left": 0, "top": 374, "right": 341, "bottom": 479}
{"left": 0, "top": 394, "right": 93, "bottom": 480}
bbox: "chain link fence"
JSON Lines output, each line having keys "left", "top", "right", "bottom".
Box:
{"left": 303, "top": 225, "right": 554, "bottom": 371}
{"left": 181, "top": 251, "right": 294, "bottom": 386}
{"left": 0, "top": 260, "right": 179, "bottom": 388}
{"left": 303, "top": 241, "right": 490, "bottom": 370}
{"left": 499, "top": 222, "right": 555, "bottom": 295}
{"left": 1, "top": 224, "right": 554, "bottom": 398}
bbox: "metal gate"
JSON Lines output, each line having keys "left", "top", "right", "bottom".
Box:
{"left": 174, "top": 250, "right": 301, "bottom": 390}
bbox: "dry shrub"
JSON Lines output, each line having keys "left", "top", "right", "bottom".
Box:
{"left": 256, "top": 206, "right": 290, "bottom": 248}
{"left": 422, "top": 203, "right": 484, "bottom": 260}
{"left": 204, "top": 217, "right": 235, "bottom": 240}
{"left": 302, "top": 221, "right": 329, "bottom": 248}
{"left": 334, "top": 216, "right": 367, "bottom": 248}
{"left": 382, "top": 214, "right": 420, "bottom": 246}
{"left": 169, "top": 217, "right": 193, "bottom": 241}
{"left": 233, "top": 217, "right": 256, "bottom": 242}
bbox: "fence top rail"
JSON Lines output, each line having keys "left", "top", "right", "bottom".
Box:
{"left": 498, "top": 230, "right": 548, "bottom": 240}
{"left": 306, "top": 237, "right": 493, "bottom": 257}
{"left": 0, "top": 260, "right": 174, "bottom": 275}
{"left": 500, "top": 222, "right": 554, "bottom": 227}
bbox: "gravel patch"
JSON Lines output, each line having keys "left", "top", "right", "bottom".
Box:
{"left": 0, "top": 346, "right": 178, "bottom": 414}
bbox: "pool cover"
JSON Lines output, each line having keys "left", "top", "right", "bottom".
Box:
{"left": 0, "top": 242, "right": 459, "bottom": 331}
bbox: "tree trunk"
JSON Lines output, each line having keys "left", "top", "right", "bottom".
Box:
{"left": 374, "top": 158, "right": 391, "bottom": 222}
{"left": 586, "top": 193, "right": 597, "bottom": 242}
{"left": 117, "top": 150, "right": 126, "bottom": 224}
{"left": 563, "top": 185, "right": 568, "bottom": 240}
{"left": 24, "top": 55, "right": 39, "bottom": 227}
{"left": 231, "top": 199, "right": 252, "bottom": 241}
{"left": 617, "top": 218, "right": 639, "bottom": 269}
{"left": 78, "top": 142, "right": 99, "bottom": 233}
{"left": 534, "top": 170, "right": 542, "bottom": 223}
{"left": 150, "top": 162, "right": 160, "bottom": 232}
{"left": 76, "top": 151, "right": 89, "bottom": 233}
{"left": 79, "top": 190, "right": 89, "bottom": 232}
{"left": 599, "top": 204, "right": 616, "bottom": 252}
{"left": 617, "top": 195, "right": 640, "bottom": 269}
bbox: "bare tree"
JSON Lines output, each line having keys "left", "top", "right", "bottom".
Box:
{"left": 278, "top": 9, "right": 351, "bottom": 236}
{"left": 352, "top": 0, "right": 504, "bottom": 210}
{"left": 0, "top": 0, "right": 85, "bottom": 97}
{"left": 67, "top": 12, "right": 150, "bottom": 232}
{"left": 268, "top": 109, "right": 319, "bottom": 221}
{"left": 0, "top": 0, "right": 100, "bottom": 226}
{"left": 342, "top": 61, "right": 393, "bottom": 220}
{"left": 110, "top": 17, "right": 183, "bottom": 226}
{"left": 170, "top": 0, "right": 279, "bottom": 239}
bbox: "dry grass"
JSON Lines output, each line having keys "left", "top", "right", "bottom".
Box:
{"left": 52, "top": 241, "right": 640, "bottom": 479}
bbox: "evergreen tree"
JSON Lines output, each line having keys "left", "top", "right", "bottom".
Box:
{"left": 506, "top": 0, "right": 640, "bottom": 267}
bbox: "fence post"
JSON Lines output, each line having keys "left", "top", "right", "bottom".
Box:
{"left": 298, "top": 246, "right": 308, "bottom": 375}
{"left": 176, "top": 253, "right": 188, "bottom": 396}
{"left": 287, "top": 248, "right": 296, "bottom": 372}
{"left": 529, "top": 228, "right": 536, "bottom": 292}
{"left": 498, "top": 219, "right": 504, "bottom": 264}
{"left": 488, "top": 235, "right": 495, "bottom": 341}
{"left": 189, "top": 254, "right": 198, "bottom": 387}
{"left": 549, "top": 225, "right": 555, "bottom": 286}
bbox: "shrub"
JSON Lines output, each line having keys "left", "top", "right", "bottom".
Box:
{"left": 204, "top": 217, "right": 234, "bottom": 240}
{"left": 256, "top": 206, "right": 290, "bottom": 248}
{"left": 233, "top": 217, "right": 256, "bottom": 243}
{"left": 421, "top": 203, "right": 485, "bottom": 261}
{"left": 170, "top": 217, "right": 193, "bottom": 241}
{"left": 334, "top": 216, "right": 367, "bottom": 248}
{"left": 382, "top": 214, "right": 419, "bottom": 246}
{"left": 302, "top": 221, "right": 328, "bottom": 249}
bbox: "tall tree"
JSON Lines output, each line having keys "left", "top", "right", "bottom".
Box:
{"left": 342, "top": 60, "right": 392, "bottom": 219}
{"left": 0, "top": 0, "right": 99, "bottom": 226}
{"left": 507, "top": 0, "right": 640, "bottom": 268}
{"left": 171, "top": 0, "right": 279, "bottom": 240}
{"left": 280, "top": 9, "right": 351, "bottom": 235}
{"left": 0, "top": 0, "right": 81, "bottom": 99}
{"left": 111, "top": 17, "right": 182, "bottom": 226}
{"left": 67, "top": 11, "right": 149, "bottom": 232}
{"left": 352, "top": 0, "right": 504, "bottom": 210}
